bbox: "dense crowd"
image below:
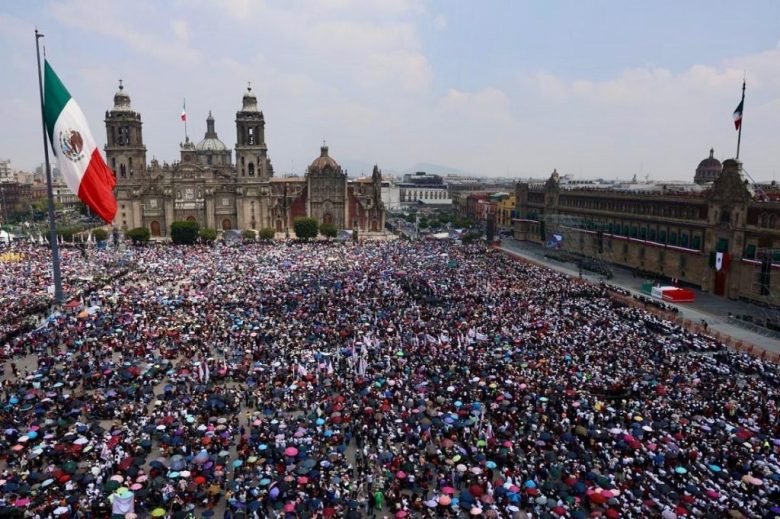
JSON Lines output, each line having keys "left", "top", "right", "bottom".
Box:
{"left": 0, "top": 244, "right": 128, "bottom": 345}
{"left": 0, "top": 240, "right": 778, "bottom": 519}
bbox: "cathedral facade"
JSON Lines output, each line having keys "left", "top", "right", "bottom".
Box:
{"left": 105, "top": 83, "right": 385, "bottom": 237}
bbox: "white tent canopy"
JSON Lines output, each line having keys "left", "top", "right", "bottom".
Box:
{"left": 0, "top": 230, "right": 13, "bottom": 243}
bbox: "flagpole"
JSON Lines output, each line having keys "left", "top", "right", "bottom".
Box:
{"left": 736, "top": 79, "right": 745, "bottom": 160}
{"left": 35, "top": 29, "right": 64, "bottom": 304}
{"left": 183, "top": 98, "right": 188, "bottom": 142}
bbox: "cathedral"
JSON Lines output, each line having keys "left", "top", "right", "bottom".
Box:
{"left": 105, "top": 82, "right": 385, "bottom": 237}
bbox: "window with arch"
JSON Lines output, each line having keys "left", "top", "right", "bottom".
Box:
{"left": 128, "top": 157, "right": 133, "bottom": 176}
{"left": 120, "top": 164, "right": 126, "bottom": 178}
{"left": 771, "top": 214, "right": 778, "bottom": 228}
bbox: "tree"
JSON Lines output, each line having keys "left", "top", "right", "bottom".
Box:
{"left": 199, "top": 228, "right": 218, "bottom": 244}
{"left": 242, "top": 229, "right": 257, "bottom": 242}
{"left": 352, "top": 228, "right": 359, "bottom": 242}
{"left": 404, "top": 213, "right": 417, "bottom": 223}
{"left": 293, "top": 217, "right": 318, "bottom": 240}
{"left": 418, "top": 219, "right": 429, "bottom": 230}
{"left": 319, "top": 222, "right": 337, "bottom": 239}
{"left": 126, "top": 227, "right": 151, "bottom": 244}
{"left": 258, "top": 228, "right": 275, "bottom": 241}
{"left": 170, "top": 220, "right": 199, "bottom": 245}
{"left": 92, "top": 228, "right": 108, "bottom": 242}
{"left": 461, "top": 231, "right": 481, "bottom": 244}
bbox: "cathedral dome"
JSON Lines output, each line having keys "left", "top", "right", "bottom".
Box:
{"left": 694, "top": 148, "right": 722, "bottom": 185}
{"left": 112, "top": 80, "right": 132, "bottom": 112}
{"left": 195, "top": 111, "right": 228, "bottom": 152}
{"left": 308, "top": 145, "right": 340, "bottom": 173}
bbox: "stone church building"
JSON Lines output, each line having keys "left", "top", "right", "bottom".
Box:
{"left": 105, "top": 82, "right": 385, "bottom": 237}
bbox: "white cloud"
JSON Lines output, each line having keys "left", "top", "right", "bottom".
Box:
{"left": 432, "top": 14, "right": 446, "bottom": 30}
{"left": 171, "top": 19, "right": 190, "bottom": 45}
{"left": 49, "top": 0, "right": 200, "bottom": 64}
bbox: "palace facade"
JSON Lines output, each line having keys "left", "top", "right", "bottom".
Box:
{"left": 514, "top": 155, "right": 780, "bottom": 304}
{"left": 105, "top": 82, "right": 385, "bottom": 236}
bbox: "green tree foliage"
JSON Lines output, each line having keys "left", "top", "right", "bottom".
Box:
{"left": 258, "top": 228, "right": 275, "bottom": 241}
{"left": 199, "top": 228, "right": 218, "bottom": 243}
{"left": 294, "top": 217, "right": 318, "bottom": 240}
{"left": 319, "top": 222, "right": 337, "bottom": 239}
{"left": 242, "top": 229, "right": 257, "bottom": 242}
{"left": 461, "top": 231, "right": 481, "bottom": 244}
{"left": 92, "top": 228, "right": 108, "bottom": 242}
{"left": 126, "top": 227, "right": 151, "bottom": 244}
{"left": 170, "top": 220, "right": 199, "bottom": 245}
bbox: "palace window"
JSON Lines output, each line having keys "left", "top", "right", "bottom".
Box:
{"left": 648, "top": 228, "right": 656, "bottom": 242}
{"left": 680, "top": 233, "right": 689, "bottom": 248}
{"left": 691, "top": 235, "right": 701, "bottom": 250}
{"left": 669, "top": 232, "right": 677, "bottom": 246}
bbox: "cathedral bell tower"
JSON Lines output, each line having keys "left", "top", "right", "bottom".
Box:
{"left": 235, "top": 84, "right": 272, "bottom": 180}
{"left": 104, "top": 80, "right": 146, "bottom": 183}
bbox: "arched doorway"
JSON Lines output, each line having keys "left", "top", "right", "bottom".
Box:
{"left": 323, "top": 213, "right": 333, "bottom": 225}
{"left": 276, "top": 220, "right": 283, "bottom": 232}
{"left": 186, "top": 216, "right": 196, "bottom": 223}
{"left": 222, "top": 218, "right": 232, "bottom": 230}
{"left": 150, "top": 221, "right": 161, "bottom": 237}
{"left": 371, "top": 220, "right": 378, "bottom": 232}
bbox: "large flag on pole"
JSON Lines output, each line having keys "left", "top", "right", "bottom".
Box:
{"left": 43, "top": 61, "right": 116, "bottom": 223}
{"left": 733, "top": 84, "right": 744, "bottom": 130}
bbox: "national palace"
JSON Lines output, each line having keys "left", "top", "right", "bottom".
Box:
{"left": 513, "top": 154, "right": 780, "bottom": 304}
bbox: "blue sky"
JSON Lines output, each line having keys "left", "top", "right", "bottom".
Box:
{"left": 1, "top": 0, "right": 779, "bottom": 180}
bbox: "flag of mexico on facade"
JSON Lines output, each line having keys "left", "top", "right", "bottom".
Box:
{"left": 44, "top": 60, "right": 117, "bottom": 223}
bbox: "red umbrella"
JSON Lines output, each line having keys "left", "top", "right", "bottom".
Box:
{"left": 194, "top": 476, "right": 206, "bottom": 485}
{"left": 589, "top": 493, "right": 607, "bottom": 505}
{"left": 396, "top": 471, "right": 407, "bottom": 479}
{"left": 284, "top": 447, "right": 298, "bottom": 457}
{"left": 441, "top": 486, "right": 456, "bottom": 495}
{"left": 469, "top": 484, "right": 484, "bottom": 497}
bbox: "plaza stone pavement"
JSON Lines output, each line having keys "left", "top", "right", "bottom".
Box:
{"left": 498, "top": 238, "right": 780, "bottom": 356}
{"left": 0, "top": 240, "right": 777, "bottom": 519}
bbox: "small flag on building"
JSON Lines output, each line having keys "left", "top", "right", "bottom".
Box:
{"left": 181, "top": 99, "right": 187, "bottom": 121}
{"left": 733, "top": 82, "right": 745, "bottom": 131}
{"left": 715, "top": 252, "right": 730, "bottom": 272}
{"left": 44, "top": 60, "right": 117, "bottom": 223}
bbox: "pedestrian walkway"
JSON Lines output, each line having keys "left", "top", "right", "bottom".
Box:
{"left": 498, "top": 238, "right": 780, "bottom": 356}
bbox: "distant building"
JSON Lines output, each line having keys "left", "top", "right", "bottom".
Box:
{"left": 399, "top": 172, "right": 451, "bottom": 207}
{"left": 380, "top": 177, "right": 401, "bottom": 211}
{"left": 513, "top": 158, "right": 780, "bottom": 303}
{"left": 0, "top": 160, "right": 12, "bottom": 183}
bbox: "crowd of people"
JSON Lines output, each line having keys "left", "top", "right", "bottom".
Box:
{"left": 0, "top": 239, "right": 778, "bottom": 518}
{"left": 0, "top": 244, "right": 128, "bottom": 345}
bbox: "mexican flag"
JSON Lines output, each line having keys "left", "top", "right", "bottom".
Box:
{"left": 44, "top": 60, "right": 117, "bottom": 223}
{"left": 181, "top": 99, "right": 187, "bottom": 121}
{"left": 733, "top": 83, "right": 744, "bottom": 130}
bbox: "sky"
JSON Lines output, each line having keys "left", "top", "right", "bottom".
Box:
{"left": 1, "top": 0, "right": 780, "bottom": 181}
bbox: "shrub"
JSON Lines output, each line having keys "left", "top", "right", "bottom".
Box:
{"left": 258, "top": 228, "right": 275, "bottom": 241}
{"left": 170, "top": 220, "right": 199, "bottom": 245}
{"left": 242, "top": 229, "right": 257, "bottom": 242}
{"left": 92, "top": 228, "right": 108, "bottom": 242}
{"left": 319, "top": 222, "right": 337, "bottom": 239}
{"left": 199, "top": 228, "right": 218, "bottom": 243}
{"left": 294, "top": 217, "right": 318, "bottom": 240}
{"left": 126, "top": 227, "right": 151, "bottom": 244}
